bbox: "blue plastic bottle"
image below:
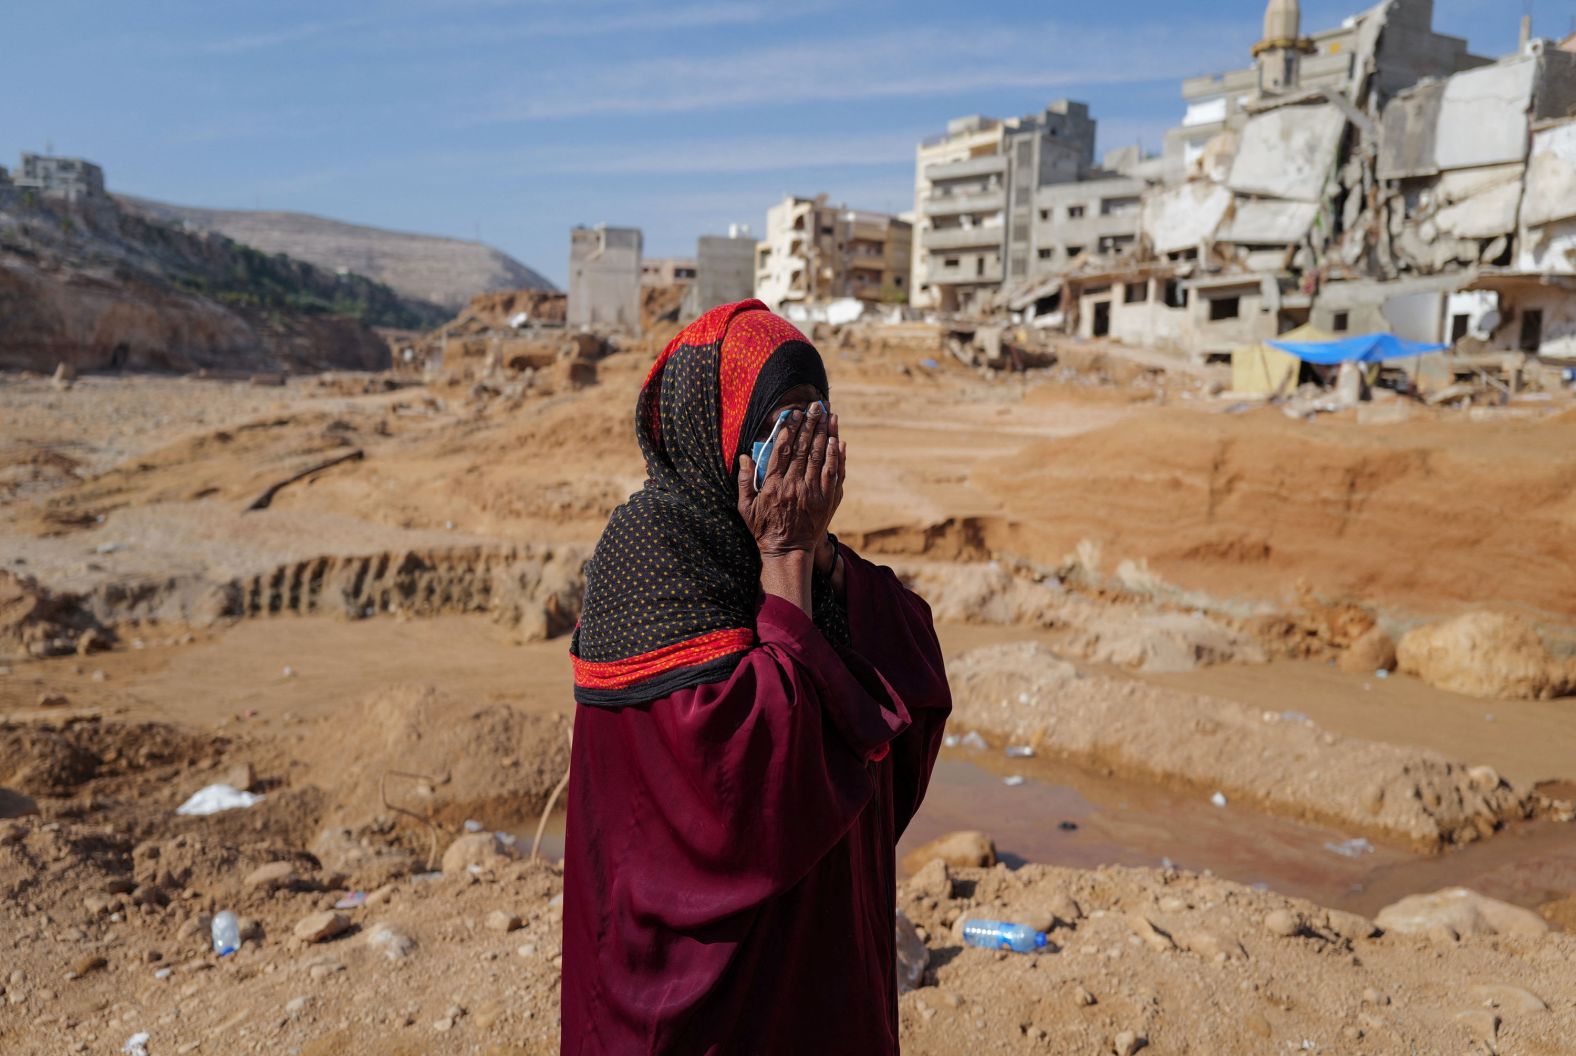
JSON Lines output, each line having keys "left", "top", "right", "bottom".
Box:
{"left": 961, "top": 919, "right": 1049, "bottom": 953}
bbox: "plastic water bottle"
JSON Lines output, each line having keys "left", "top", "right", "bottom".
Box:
{"left": 961, "top": 919, "right": 1048, "bottom": 954}
{"left": 211, "top": 910, "right": 241, "bottom": 956}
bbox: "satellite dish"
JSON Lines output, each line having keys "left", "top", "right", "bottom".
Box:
{"left": 1473, "top": 309, "right": 1501, "bottom": 338}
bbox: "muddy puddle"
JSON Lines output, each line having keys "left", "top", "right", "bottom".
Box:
{"left": 902, "top": 746, "right": 1576, "bottom": 919}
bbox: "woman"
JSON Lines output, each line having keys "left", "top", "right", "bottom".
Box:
{"left": 561, "top": 300, "right": 951, "bottom": 1054}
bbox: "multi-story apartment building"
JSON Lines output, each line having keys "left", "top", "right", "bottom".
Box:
{"left": 912, "top": 101, "right": 1114, "bottom": 312}
{"left": 754, "top": 194, "right": 912, "bottom": 309}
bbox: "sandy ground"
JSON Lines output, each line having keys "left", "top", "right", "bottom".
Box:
{"left": 3, "top": 343, "right": 1576, "bottom": 1054}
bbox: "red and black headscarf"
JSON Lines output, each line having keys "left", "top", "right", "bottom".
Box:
{"left": 571, "top": 300, "right": 843, "bottom": 707}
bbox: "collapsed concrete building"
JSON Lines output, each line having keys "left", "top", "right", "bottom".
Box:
{"left": 567, "top": 224, "right": 642, "bottom": 332}
{"left": 754, "top": 194, "right": 912, "bottom": 310}
{"left": 1026, "top": 0, "right": 1576, "bottom": 365}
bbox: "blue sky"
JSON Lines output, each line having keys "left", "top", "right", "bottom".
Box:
{"left": 0, "top": 0, "right": 1540, "bottom": 287}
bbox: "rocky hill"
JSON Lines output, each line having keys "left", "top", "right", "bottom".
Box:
{"left": 0, "top": 186, "right": 424, "bottom": 374}
{"left": 118, "top": 196, "right": 556, "bottom": 312}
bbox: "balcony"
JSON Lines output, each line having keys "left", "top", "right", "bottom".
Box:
{"left": 924, "top": 259, "right": 1002, "bottom": 286}
{"left": 922, "top": 188, "right": 1006, "bottom": 217}
{"left": 924, "top": 153, "right": 1006, "bottom": 182}
{"left": 922, "top": 224, "right": 1004, "bottom": 251}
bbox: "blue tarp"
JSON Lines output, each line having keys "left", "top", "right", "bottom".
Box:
{"left": 1266, "top": 333, "right": 1447, "bottom": 365}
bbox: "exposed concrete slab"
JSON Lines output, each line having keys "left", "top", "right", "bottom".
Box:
{"left": 1219, "top": 199, "right": 1321, "bottom": 245}
{"left": 1435, "top": 57, "right": 1537, "bottom": 171}
{"left": 1522, "top": 120, "right": 1576, "bottom": 228}
{"left": 1141, "top": 183, "right": 1232, "bottom": 255}
{"left": 1227, "top": 104, "right": 1347, "bottom": 202}
{"left": 1378, "top": 80, "right": 1444, "bottom": 179}
{"left": 1434, "top": 172, "right": 1525, "bottom": 240}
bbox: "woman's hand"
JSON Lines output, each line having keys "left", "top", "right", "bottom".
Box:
{"left": 737, "top": 404, "right": 845, "bottom": 612}
{"left": 737, "top": 403, "right": 844, "bottom": 555}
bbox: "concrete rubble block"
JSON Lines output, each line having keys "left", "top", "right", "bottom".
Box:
{"left": 1142, "top": 183, "right": 1233, "bottom": 256}
{"left": 1227, "top": 104, "right": 1347, "bottom": 202}
{"left": 1375, "top": 888, "right": 1549, "bottom": 942}
{"left": 1435, "top": 57, "right": 1537, "bottom": 171}
{"left": 1219, "top": 199, "right": 1321, "bottom": 246}
{"left": 1522, "top": 120, "right": 1576, "bottom": 228}
{"left": 292, "top": 910, "right": 351, "bottom": 944}
{"left": 441, "top": 831, "right": 519, "bottom": 875}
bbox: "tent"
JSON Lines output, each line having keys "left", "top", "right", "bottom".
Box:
{"left": 1266, "top": 332, "right": 1447, "bottom": 364}
{"left": 1231, "top": 323, "right": 1332, "bottom": 396}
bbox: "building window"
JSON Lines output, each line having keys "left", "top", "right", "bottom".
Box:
{"left": 820, "top": 226, "right": 834, "bottom": 236}
{"left": 1038, "top": 209, "right": 1050, "bottom": 221}
{"left": 1209, "top": 296, "right": 1241, "bottom": 321}
{"left": 1038, "top": 248, "right": 1053, "bottom": 259}
{"left": 1163, "top": 279, "right": 1187, "bottom": 308}
{"left": 1124, "top": 282, "right": 1147, "bottom": 304}
{"left": 1450, "top": 314, "right": 1471, "bottom": 342}
{"left": 895, "top": 276, "right": 903, "bottom": 287}
{"left": 1066, "top": 245, "right": 1085, "bottom": 258}
{"left": 1067, "top": 205, "right": 1086, "bottom": 219}
{"left": 1332, "top": 311, "right": 1350, "bottom": 332}
{"left": 1100, "top": 196, "right": 1141, "bottom": 216}
{"left": 1520, "top": 308, "right": 1544, "bottom": 352}
{"left": 943, "top": 257, "right": 960, "bottom": 269}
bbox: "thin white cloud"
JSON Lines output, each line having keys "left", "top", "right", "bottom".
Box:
{"left": 465, "top": 19, "right": 1246, "bottom": 123}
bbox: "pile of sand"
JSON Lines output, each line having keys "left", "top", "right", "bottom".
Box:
{"left": 1398, "top": 611, "right": 1576, "bottom": 700}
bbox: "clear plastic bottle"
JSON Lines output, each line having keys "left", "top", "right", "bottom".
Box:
{"left": 211, "top": 910, "right": 241, "bottom": 956}
{"left": 961, "top": 919, "right": 1048, "bottom": 954}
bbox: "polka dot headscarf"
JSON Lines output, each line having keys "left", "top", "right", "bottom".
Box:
{"left": 571, "top": 300, "right": 834, "bottom": 707}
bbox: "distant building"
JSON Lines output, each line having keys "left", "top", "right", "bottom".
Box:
{"left": 641, "top": 258, "right": 697, "bottom": 286}
{"left": 755, "top": 194, "right": 911, "bottom": 310}
{"left": 568, "top": 224, "right": 642, "bottom": 331}
{"left": 15, "top": 153, "right": 106, "bottom": 203}
{"left": 0, "top": 165, "right": 10, "bottom": 189}
{"left": 688, "top": 229, "right": 757, "bottom": 317}
{"left": 912, "top": 101, "right": 1117, "bottom": 313}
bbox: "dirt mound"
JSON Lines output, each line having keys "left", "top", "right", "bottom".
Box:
{"left": 230, "top": 544, "right": 586, "bottom": 640}
{"left": 1397, "top": 611, "right": 1576, "bottom": 700}
{"left": 0, "top": 719, "right": 225, "bottom": 798}
{"left": 641, "top": 283, "right": 688, "bottom": 330}
{"left": 948, "top": 643, "right": 1531, "bottom": 848}
{"left": 0, "top": 570, "right": 101, "bottom": 660}
{"left": 298, "top": 685, "right": 570, "bottom": 835}
{"left": 897, "top": 863, "right": 1576, "bottom": 1055}
{"left": 972, "top": 405, "right": 1576, "bottom": 622}
{"left": 901, "top": 561, "right": 1265, "bottom": 672}
{"left": 450, "top": 289, "right": 566, "bottom": 331}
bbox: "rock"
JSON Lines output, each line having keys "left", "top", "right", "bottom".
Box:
{"left": 52, "top": 363, "right": 76, "bottom": 390}
{"left": 433, "top": 1016, "right": 455, "bottom": 1032}
{"left": 69, "top": 955, "right": 107, "bottom": 977}
{"left": 1127, "top": 914, "right": 1175, "bottom": 952}
{"left": 895, "top": 911, "right": 928, "bottom": 994}
{"left": 222, "top": 762, "right": 256, "bottom": 793}
{"left": 1321, "top": 909, "right": 1378, "bottom": 942}
{"left": 516, "top": 943, "right": 537, "bottom": 959}
{"left": 900, "top": 830, "right": 996, "bottom": 874}
{"left": 485, "top": 911, "right": 521, "bottom": 934}
{"left": 285, "top": 995, "right": 311, "bottom": 1017}
{"left": 312, "top": 828, "right": 417, "bottom": 887}
{"left": 1396, "top": 612, "right": 1576, "bottom": 700}
{"left": 0, "top": 789, "right": 39, "bottom": 820}
{"left": 292, "top": 911, "right": 350, "bottom": 944}
{"left": 1113, "top": 1029, "right": 1146, "bottom": 1055}
{"left": 1375, "top": 888, "right": 1549, "bottom": 941}
{"left": 1263, "top": 909, "right": 1302, "bottom": 938}
{"left": 243, "top": 861, "right": 296, "bottom": 892}
{"left": 176, "top": 914, "right": 212, "bottom": 943}
{"left": 76, "top": 630, "right": 108, "bottom": 656}
{"left": 1466, "top": 765, "right": 1502, "bottom": 792}
{"left": 308, "top": 961, "right": 344, "bottom": 981}
{"left": 441, "top": 832, "right": 518, "bottom": 876}
{"left": 1073, "top": 986, "right": 1097, "bottom": 1007}
{"left": 366, "top": 923, "right": 415, "bottom": 960}
{"left": 1468, "top": 983, "right": 1547, "bottom": 1014}
{"left": 1453, "top": 1009, "right": 1499, "bottom": 1045}
{"left": 1340, "top": 627, "right": 1397, "bottom": 674}
{"left": 907, "top": 858, "right": 953, "bottom": 901}
{"left": 37, "top": 694, "right": 69, "bottom": 709}
{"left": 1176, "top": 929, "right": 1246, "bottom": 962}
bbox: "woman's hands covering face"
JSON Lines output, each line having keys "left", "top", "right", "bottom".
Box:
{"left": 736, "top": 403, "right": 844, "bottom": 558}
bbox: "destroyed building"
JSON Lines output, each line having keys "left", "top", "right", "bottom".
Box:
{"left": 1005, "top": 0, "right": 1576, "bottom": 366}
{"left": 14, "top": 153, "right": 107, "bottom": 203}
{"left": 567, "top": 224, "right": 642, "bottom": 332}
{"left": 640, "top": 258, "right": 697, "bottom": 286}
{"left": 687, "top": 229, "right": 757, "bottom": 318}
{"left": 755, "top": 194, "right": 911, "bottom": 310}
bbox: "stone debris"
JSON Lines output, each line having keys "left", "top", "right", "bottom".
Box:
{"left": 292, "top": 911, "right": 351, "bottom": 944}
{"left": 1375, "top": 888, "right": 1550, "bottom": 942}
{"left": 900, "top": 830, "right": 997, "bottom": 873}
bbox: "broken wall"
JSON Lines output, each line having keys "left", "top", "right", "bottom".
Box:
{"left": 1433, "top": 57, "right": 1537, "bottom": 171}
{"left": 1227, "top": 105, "right": 1347, "bottom": 202}
{"left": 1141, "top": 183, "right": 1232, "bottom": 255}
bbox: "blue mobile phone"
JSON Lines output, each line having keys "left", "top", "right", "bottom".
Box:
{"left": 752, "top": 401, "right": 828, "bottom": 490}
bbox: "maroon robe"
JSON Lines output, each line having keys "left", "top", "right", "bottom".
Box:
{"left": 561, "top": 545, "right": 951, "bottom": 1054}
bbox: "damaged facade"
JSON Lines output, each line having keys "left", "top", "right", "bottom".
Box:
{"left": 14, "top": 153, "right": 107, "bottom": 203}
{"left": 754, "top": 194, "right": 911, "bottom": 310}
{"left": 988, "top": 0, "right": 1576, "bottom": 366}
{"left": 567, "top": 224, "right": 642, "bottom": 332}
